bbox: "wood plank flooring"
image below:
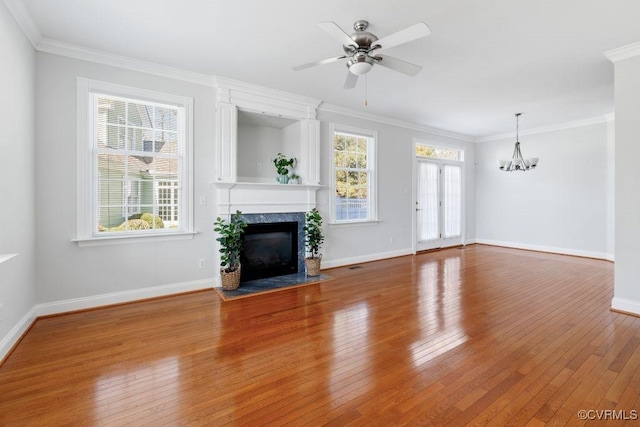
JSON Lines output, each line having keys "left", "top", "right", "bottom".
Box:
{"left": 1, "top": 245, "right": 638, "bottom": 426}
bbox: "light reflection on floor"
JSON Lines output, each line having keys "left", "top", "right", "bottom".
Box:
{"left": 330, "top": 302, "right": 371, "bottom": 397}
{"left": 93, "top": 356, "right": 180, "bottom": 420}
{"left": 411, "top": 255, "right": 469, "bottom": 368}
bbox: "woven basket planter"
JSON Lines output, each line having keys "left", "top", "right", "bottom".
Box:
{"left": 305, "top": 257, "right": 321, "bottom": 277}
{"left": 220, "top": 265, "right": 241, "bottom": 290}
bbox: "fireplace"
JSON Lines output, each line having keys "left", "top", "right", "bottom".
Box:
{"left": 239, "top": 212, "right": 306, "bottom": 282}
{"left": 240, "top": 222, "right": 298, "bottom": 281}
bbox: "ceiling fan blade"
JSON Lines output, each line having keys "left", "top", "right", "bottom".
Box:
{"left": 343, "top": 71, "right": 358, "bottom": 90}
{"left": 318, "top": 21, "right": 358, "bottom": 48}
{"left": 376, "top": 54, "right": 422, "bottom": 76}
{"left": 292, "top": 55, "right": 347, "bottom": 71}
{"left": 374, "top": 22, "right": 431, "bottom": 52}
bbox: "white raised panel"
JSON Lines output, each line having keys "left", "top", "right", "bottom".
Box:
{"left": 215, "top": 102, "right": 237, "bottom": 182}
{"left": 300, "top": 119, "right": 321, "bottom": 185}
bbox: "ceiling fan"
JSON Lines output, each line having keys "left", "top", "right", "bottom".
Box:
{"left": 293, "top": 20, "right": 431, "bottom": 89}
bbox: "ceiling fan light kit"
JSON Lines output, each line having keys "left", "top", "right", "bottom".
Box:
{"left": 293, "top": 19, "right": 431, "bottom": 89}
{"left": 498, "top": 113, "right": 539, "bottom": 172}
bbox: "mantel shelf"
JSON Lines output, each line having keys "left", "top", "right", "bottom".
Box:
{"left": 212, "top": 181, "right": 324, "bottom": 215}
{"left": 211, "top": 181, "right": 323, "bottom": 191}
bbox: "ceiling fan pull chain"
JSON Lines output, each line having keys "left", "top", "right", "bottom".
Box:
{"left": 365, "top": 74, "right": 368, "bottom": 107}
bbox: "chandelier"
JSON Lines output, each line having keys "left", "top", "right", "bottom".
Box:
{"left": 498, "top": 113, "right": 539, "bottom": 171}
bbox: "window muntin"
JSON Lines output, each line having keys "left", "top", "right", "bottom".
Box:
{"left": 77, "top": 78, "right": 193, "bottom": 242}
{"left": 94, "top": 94, "right": 182, "bottom": 234}
{"left": 331, "top": 126, "right": 377, "bottom": 223}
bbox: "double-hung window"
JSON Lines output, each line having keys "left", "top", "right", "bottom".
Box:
{"left": 331, "top": 124, "right": 377, "bottom": 223}
{"left": 76, "top": 79, "right": 193, "bottom": 244}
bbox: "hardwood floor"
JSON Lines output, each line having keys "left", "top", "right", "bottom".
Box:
{"left": 1, "top": 245, "right": 638, "bottom": 426}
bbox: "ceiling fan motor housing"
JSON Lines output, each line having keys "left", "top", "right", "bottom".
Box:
{"left": 343, "top": 20, "right": 379, "bottom": 54}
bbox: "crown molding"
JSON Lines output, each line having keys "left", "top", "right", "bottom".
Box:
{"left": 3, "top": 0, "right": 42, "bottom": 46}
{"left": 476, "top": 114, "right": 613, "bottom": 143}
{"left": 319, "top": 103, "right": 476, "bottom": 142}
{"left": 605, "top": 41, "right": 640, "bottom": 63}
{"left": 215, "top": 77, "right": 322, "bottom": 110}
{"left": 37, "top": 38, "right": 216, "bottom": 87}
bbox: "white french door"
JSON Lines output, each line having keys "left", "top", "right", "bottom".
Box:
{"left": 415, "top": 160, "right": 463, "bottom": 251}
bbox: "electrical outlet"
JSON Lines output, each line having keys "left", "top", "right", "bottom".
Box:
{"left": 257, "top": 162, "right": 262, "bottom": 171}
{"left": 198, "top": 259, "right": 206, "bottom": 269}
{"left": 390, "top": 236, "right": 395, "bottom": 244}
{"left": 199, "top": 196, "right": 207, "bottom": 206}
{"left": 0, "top": 304, "right": 4, "bottom": 324}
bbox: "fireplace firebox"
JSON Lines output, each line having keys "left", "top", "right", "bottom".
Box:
{"left": 240, "top": 221, "right": 298, "bottom": 282}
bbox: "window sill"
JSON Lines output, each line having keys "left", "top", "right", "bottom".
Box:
{"left": 73, "top": 232, "right": 198, "bottom": 247}
{"left": 329, "top": 220, "right": 380, "bottom": 228}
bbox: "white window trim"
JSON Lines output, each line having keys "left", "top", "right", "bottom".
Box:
{"left": 75, "top": 78, "right": 194, "bottom": 246}
{"left": 329, "top": 123, "right": 378, "bottom": 225}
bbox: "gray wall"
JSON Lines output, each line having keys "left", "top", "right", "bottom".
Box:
{"left": 0, "top": 1, "right": 37, "bottom": 351}
{"left": 317, "top": 110, "right": 476, "bottom": 267}
{"left": 613, "top": 54, "right": 640, "bottom": 311}
{"left": 475, "top": 121, "right": 611, "bottom": 259}
{"left": 34, "top": 53, "right": 217, "bottom": 304}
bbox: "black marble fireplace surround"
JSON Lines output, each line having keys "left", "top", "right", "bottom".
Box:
{"left": 239, "top": 212, "right": 306, "bottom": 282}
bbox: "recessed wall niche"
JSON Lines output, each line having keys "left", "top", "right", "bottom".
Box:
{"left": 212, "top": 78, "right": 323, "bottom": 215}
{"left": 237, "top": 110, "right": 299, "bottom": 183}
{"left": 213, "top": 77, "right": 322, "bottom": 185}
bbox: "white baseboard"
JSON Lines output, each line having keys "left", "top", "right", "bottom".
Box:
{"left": 321, "top": 248, "right": 413, "bottom": 269}
{"left": 0, "top": 307, "right": 37, "bottom": 363}
{"left": 36, "top": 278, "right": 216, "bottom": 317}
{"left": 611, "top": 297, "right": 640, "bottom": 316}
{"left": 475, "top": 239, "right": 612, "bottom": 261}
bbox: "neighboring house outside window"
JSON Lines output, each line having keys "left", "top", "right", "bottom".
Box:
{"left": 76, "top": 79, "right": 193, "bottom": 243}
{"left": 330, "top": 124, "right": 377, "bottom": 223}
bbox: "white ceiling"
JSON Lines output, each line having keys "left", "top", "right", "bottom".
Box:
{"left": 14, "top": 0, "right": 640, "bottom": 138}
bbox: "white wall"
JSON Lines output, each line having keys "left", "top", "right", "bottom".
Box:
{"left": 475, "top": 121, "right": 610, "bottom": 259}
{"left": 0, "top": 1, "right": 37, "bottom": 358}
{"left": 34, "top": 53, "right": 217, "bottom": 308}
{"left": 612, "top": 54, "right": 640, "bottom": 315}
{"left": 316, "top": 110, "right": 476, "bottom": 268}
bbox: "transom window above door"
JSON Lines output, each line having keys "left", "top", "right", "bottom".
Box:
{"left": 415, "top": 143, "right": 464, "bottom": 161}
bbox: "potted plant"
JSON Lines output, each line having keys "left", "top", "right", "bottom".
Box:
{"left": 214, "top": 210, "right": 248, "bottom": 290}
{"left": 272, "top": 153, "right": 296, "bottom": 184}
{"left": 289, "top": 173, "right": 301, "bottom": 184}
{"left": 304, "top": 208, "right": 324, "bottom": 276}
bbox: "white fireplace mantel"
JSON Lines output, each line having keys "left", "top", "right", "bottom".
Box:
{"left": 212, "top": 181, "right": 323, "bottom": 215}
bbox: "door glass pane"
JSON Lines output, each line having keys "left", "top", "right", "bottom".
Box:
{"left": 443, "top": 165, "right": 461, "bottom": 238}
{"left": 417, "top": 162, "right": 439, "bottom": 241}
